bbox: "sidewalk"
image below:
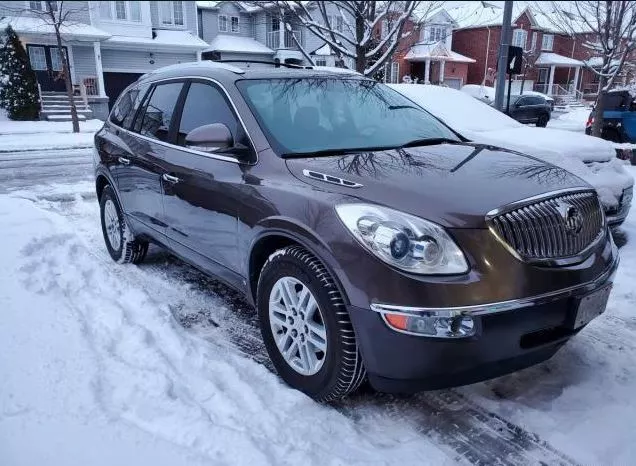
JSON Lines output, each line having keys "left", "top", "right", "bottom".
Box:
{"left": 0, "top": 118, "right": 103, "bottom": 152}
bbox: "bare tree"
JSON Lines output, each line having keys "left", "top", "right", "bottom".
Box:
{"left": 5, "top": 1, "right": 85, "bottom": 132}
{"left": 535, "top": 1, "right": 636, "bottom": 137}
{"left": 264, "top": 1, "right": 443, "bottom": 77}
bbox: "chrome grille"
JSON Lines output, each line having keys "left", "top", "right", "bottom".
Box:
{"left": 488, "top": 190, "right": 604, "bottom": 261}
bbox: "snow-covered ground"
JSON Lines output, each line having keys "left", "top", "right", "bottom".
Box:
{"left": 548, "top": 108, "right": 590, "bottom": 133}
{"left": 0, "top": 119, "right": 103, "bottom": 152}
{"left": 1, "top": 120, "right": 635, "bottom": 465}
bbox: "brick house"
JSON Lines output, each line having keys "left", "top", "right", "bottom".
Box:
{"left": 448, "top": 3, "right": 635, "bottom": 101}
{"left": 381, "top": 9, "right": 475, "bottom": 88}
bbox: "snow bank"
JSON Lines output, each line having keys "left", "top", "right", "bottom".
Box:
{"left": 0, "top": 119, "right": 103, "bottom": 152}
{"left": 0, "top": 192, "right": 449, "bottom": 465}
{"left": 548, "top": 108, "right": 590, "bottom": 132}
{"left": 0, "top": 118, "right": 103, "bottom": 135}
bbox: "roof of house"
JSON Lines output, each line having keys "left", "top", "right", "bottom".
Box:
{"left": 204, "top": 34, "right": 274, "bottom": 54}
{"left": 0, "top": 16, "right": 111, "bottom": 41}
{"left": 404, "top": 41, "right": 476, "bottom": 63}
{"left": 104, "top": 30, "right": 209, "bottom": 50}
{"left": 446, "top": 1, "right": 589, "bottom": 34}
{"left": 535, "top": 52, "right": 584, "bottom": 67}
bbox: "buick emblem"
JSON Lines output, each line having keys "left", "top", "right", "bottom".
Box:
{"left": 555, "top": 201, "right": 583, "bottom": 235}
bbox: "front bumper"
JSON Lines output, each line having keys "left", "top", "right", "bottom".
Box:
{"left": 349, "top": 254, "right": 619, "bottom": 393}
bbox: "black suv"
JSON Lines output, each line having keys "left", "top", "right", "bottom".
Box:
{"left": 94, "top": 62, "right": 618, "bottom": 401}
{"left": 504, "top": 95, "right": 552, "bottom": 127}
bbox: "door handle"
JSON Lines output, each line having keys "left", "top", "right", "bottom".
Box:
{"left": 162, "top": 173, "right": 180, "bottom": 184}
{"left": 118, "top": 157, "right": 130, "bottom": 165}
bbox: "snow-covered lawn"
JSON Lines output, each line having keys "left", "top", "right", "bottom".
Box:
{"left": 0, "top": 165, "right": 635, "bottom": 465}
{"left": 0, "top": 119, "right": 103, "bottom": 152}
{"left": 548, "top": 108, "right": 590, "bottom": 133}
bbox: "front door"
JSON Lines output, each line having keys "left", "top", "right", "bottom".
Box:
{"left": 161, "top": 80, "right": 251, "bottom": 278}
{"left": 117, "top": 81, "right": 185, "bottom": 237}
{"left": 27, "top": 45, "right": 68, "bottom": 92}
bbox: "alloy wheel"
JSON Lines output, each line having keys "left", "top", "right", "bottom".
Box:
{"left": 103, "top": 199, "right": 121, "bottom": 251}
{"left": 268, "top": 276, "right": 327, "bottom": 376}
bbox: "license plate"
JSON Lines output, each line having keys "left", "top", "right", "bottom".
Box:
{"left": 572, "top": 285, "right": 612, "bottom": 329}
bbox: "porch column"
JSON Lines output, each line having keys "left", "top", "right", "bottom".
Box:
{"left": 93, "top": 41, "right": 106, "bottom": 98}
{"left": 424, "top": 59, "right": 430, "bottom": 84}
{"left": 573, "top": 66, "right": 580, "bottom": 93}
{"left": 439, "top": 60, "right": 446, "bottom": 84}
{"left": 196, "top": 50, "right": 202, "bottom": 61}
{"left": 279, "top": 20, "right": 285, "bottom": 49}
{"left": 548, "top": 65, "right": 555, "bottom": 95}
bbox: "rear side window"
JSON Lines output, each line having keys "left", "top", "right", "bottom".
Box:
{"left": 110, "top": 83, "right": 150, "bottom": 129}
{"left": 176, "top": 82, "right": 239, "bottom": 146}
{"left": 138, "top": 82, "right": 183, "bottom": 142}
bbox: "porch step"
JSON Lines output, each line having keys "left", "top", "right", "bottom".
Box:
{"left": 41, "top": 104, "right": 92, "bottom": 111}
{"left": 46, "top": 114, "right": 88, "bottom": 122}
{"left": 42, "top": 109, "right": 93, "bottom": 116}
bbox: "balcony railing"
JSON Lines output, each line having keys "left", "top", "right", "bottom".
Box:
{"left": 266, "top": 29, "right": 303, "bottom": 49}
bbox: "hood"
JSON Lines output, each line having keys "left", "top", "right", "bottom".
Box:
{"left": 462, "top": 127, "right": 634, "bottom": 208}
{"left": 285, "top": 143, "right": 589, "bottom": 228}
{"left": 469, "top": 126, "right": 615, "bottom": 163}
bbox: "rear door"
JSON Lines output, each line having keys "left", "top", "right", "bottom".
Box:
{"left": 160, "top": 79, "right": 255, "bottom": 279}
{"left": 117, "top": 81, "right": 185, "bottom": 238}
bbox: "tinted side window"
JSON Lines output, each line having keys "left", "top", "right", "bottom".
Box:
{"left": 177, "top": 82, "right": 239, "bottom": 147}
{"left": 139, "top": 82, "right": 183, "bottom": 142}
{"left": 531, "top": 96, "right": 545, "bottom": 105}
{"left": 516, "top": 97, "right": 530, "bottom": 106}
{"left": 110, "top": 88, "right": 134, "bottom": 126}
{"left": 122, "top": 83, "right": 150, "bottom": 130}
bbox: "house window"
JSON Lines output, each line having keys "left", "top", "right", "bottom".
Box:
{"left": 160, "top": 1, "right": 184, "bottom": 26}
{"left": 30, "top": 1, "right": 56, "bottom": 11}
{"left": 531, "top": 32, "right": 538, "bottom": 51}
{"left": 512, "top": 29, "right": 527, "bottom": 48}
{"left": 219, "top": 15, "right": 228, "bottom": 32}
{"left": 100, "top": 1, "right": 141, "bottom": 22}
{"left": 49, "top": 47, "right": 63, "bottom": 71}
{"left": 538, "top": 68, "right": 548, "bottom": 83}
{"left": 231, "top": 16, "right": 240, "bottom": 33}
{"left": 389, "top": 62, "right": 399, "bottom": 84}
{"left": 315, "top": 58, "right": 327, "bottom": 67}
{"left": 28, "top": 46, "right": 47, "bottom": 70}
{"left": 542, "top": 34, "right": 554, "bottom": 51}
{"left": 381, "top": 20, "right": 388, "bottom": 38}
{"left": 327, "top": 15, "right": 344, "bottom": 33}
{"left": 428, "top": 26, "right": 446, "bottom": 42}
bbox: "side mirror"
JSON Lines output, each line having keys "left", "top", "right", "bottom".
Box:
{"left": 185, "top": 123, "right": 233, "bottom": 152}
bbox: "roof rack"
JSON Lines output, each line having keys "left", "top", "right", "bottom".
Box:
{"left": 211, "top": 59, "right": 314, "bottom": 70}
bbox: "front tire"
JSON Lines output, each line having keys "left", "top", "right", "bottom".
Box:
{"left": 257, "top": 246, "right": 366, "bottom": 401}
{"left": 99, "top": 185, "right": 148, "bottom": 264}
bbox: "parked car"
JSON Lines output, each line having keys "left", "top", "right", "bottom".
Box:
{"left": 391, "top": 84, "right": 634, "bottom": 226}
{"left": 461, "top": 84, "right": 555, "bottom": 110}
{"left": 95, "top": 62, "right": 618, "bottom": 400}
{"left": 585, "top": 89, "right": 636, "bottom": 147}
{"left": 504, "top": 94, "right": 552, "bottom": 127}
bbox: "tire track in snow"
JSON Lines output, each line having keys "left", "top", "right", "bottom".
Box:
{"left": 30, "top": 188, "right": 583, "bottom": 466}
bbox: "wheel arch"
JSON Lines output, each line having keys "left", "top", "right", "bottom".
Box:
{"left": 246, "top": 219, "right": 350, "bottom": 307}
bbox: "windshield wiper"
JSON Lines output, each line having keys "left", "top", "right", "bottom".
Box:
{"left": 388, "top": 104, "right": 421, "bottom": 110}
{"left": 400, "top": 137, "right": 462, "bottom": 148}
{"left": 281, "top": 146, "right": 395, "bottom": 158}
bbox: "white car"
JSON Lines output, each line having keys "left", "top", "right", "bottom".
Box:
{"left": 390, "top": 84, "right": 633, "bottom": 226}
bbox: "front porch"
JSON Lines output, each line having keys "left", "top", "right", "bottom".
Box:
{"left": 403, "top": 41, "right": 475, "bottom": 89}
{"left": 533, "top": 52, "right": 585, "bottom": 105}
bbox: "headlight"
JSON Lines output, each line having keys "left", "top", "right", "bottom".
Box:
{"left": 335, "top": 204, "right": 469, "bottom": 274}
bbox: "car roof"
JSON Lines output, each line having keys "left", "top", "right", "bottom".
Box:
{"left": 137, "top": 61, "right": 364, "bottom": 85}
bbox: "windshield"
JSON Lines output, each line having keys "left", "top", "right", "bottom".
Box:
{"left": 236, "top": 78, "right": 459, "bottom": 156}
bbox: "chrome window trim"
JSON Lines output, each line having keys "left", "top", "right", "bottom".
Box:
{"left": 370, "top": 252, "right": 619, "bottom": 319}
{"left": 108, "top": 75, "right": 258, "bottom": 166}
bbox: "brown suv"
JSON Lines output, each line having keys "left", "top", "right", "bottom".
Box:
{"left": 94, "top": 62, "right": 619, "bottom": 401}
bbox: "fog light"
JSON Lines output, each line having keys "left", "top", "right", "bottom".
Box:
{"left": 383, "top": 312, "right": 476, "bottom": 338}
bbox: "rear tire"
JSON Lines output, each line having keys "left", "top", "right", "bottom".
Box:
{"left": 99, "top": 185, "right": 148, "bottom": 264}
{"left": 536, "top": 114, "right": 549, "bottom": 127}
{"left": 257, "top": 246, "right": 366, "bottom": 401}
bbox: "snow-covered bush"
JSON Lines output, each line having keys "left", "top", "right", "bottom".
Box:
{"left": 0, "top": 26, "right": 40, "bottom": 121}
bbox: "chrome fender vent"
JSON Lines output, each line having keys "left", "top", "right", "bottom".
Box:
{"left": 302, "top": 169, "right": 362, "bottom": 188}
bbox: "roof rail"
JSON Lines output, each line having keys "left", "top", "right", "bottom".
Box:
{"left": 141, "top": 61, "right": 245, "bottom": 79}
{"left": 211, "top": 59, "right": 314, "bottom": 70}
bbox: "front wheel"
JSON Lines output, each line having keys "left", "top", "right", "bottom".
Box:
{"left": 99, "top": 185, "right": 148, "bottom": 264}
{"left": 257, "top": 246, "right": 366, "bottom": 401}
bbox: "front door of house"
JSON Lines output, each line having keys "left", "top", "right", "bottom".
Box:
{"left": 26, "top": 45, "right": 68, "bottom": 92}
